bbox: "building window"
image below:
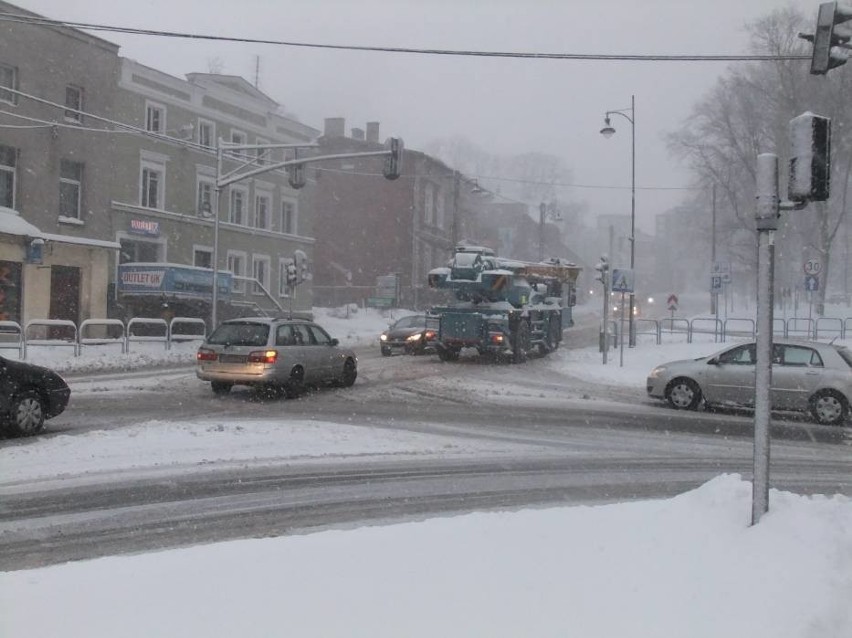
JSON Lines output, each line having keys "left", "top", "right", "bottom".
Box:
{"left": 252, "top": 255, "right": 270, "bottom": 295}
{"left": 278, "top": 258, "right": 294, "bottom": 297}
{"left": 119, "top": 237, "right": 161, "bottom": 264}
{"left": 140, "top": 162, "right": 164, "bottom": 209}
{"left": 64, "top": 85, "right": 83, "bottom": 122}
{"left": 0, "top": 64, "right": 17, "bottom": 105}
{"left": 59, "top": 160, "right": 83, "bottom": 219}
{"left": 193, "top": 247, "right": 212, "bottom": 269}
{"left": 230, "top": 130, "right": 246, "bottom": 159}
{"left": 227, "top": 251, "right": 246, "bottom": 293}
{"left": 198, "top": 119, "right": 214, "bottom": 148}
{"left": 255, "top": 193, "right": 270, "bottom": 229}
{"left": 197, "top": 178, "right": 214, "bottom": 216}
{"left": 145, "top": 101, "right": 165, "bottom": 133}
{"left": 436, "top": 189, "right": 446, "bottom": 229}
{"left": 0, "top": 145, "right": 17, "bottom": 209}
{"left": 280, "top": 200, "right": 296, "bottom": 234}
{"left": 229, "top": 187, "right": 246, "bottom": 225}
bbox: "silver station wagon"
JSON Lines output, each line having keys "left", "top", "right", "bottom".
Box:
{"left": 647, "top": 339, "right": 852, "bottom": 426}
{"left": 196, "top": 317, "right": 357, "bottom": 396}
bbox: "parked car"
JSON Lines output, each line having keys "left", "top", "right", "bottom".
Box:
{"left": 0, "top": 355, "right": 71, "bottom": 436}
{"left": 380, "top": 315, "right": 437, "bottom": 356}
{"left": 196, "top": 317, "right": 357, "bottom": 396}
{"left": 646, "top": 339, "right": 852, "bottom": 426}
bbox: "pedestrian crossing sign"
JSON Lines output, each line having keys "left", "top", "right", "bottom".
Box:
{"left": 611, "top": 268, "right": 635, "bottom": 293}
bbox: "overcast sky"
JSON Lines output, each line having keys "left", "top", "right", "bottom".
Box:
{"left": 16, "top": 0, "right": 819, "bottom": 234}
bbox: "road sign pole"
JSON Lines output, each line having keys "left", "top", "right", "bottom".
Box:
{"left": 619, "top": 292, "right": 625, "bottom": 368}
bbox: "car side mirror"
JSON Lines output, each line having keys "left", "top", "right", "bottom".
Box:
{"left": 330, "top": 338, "right": 339, "bottom": 346}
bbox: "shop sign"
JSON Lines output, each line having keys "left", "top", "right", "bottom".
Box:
{"left": 129, "top": 219, "right": 160, "bottom": 236}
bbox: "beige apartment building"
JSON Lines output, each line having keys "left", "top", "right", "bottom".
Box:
{"left": 0, "top": 0, "right": 319, "bottom": 330}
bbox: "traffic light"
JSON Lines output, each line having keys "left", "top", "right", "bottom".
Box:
{"left": 789, "top": 112, "right": 831, "bottom": 202}
{"left": 383, "top": 137, "right": 404, "bottom": 180}
{"left": 285, "top": 260, "right": 298, "bottom": 285}
{"left": 288, "top": 149, "right": 306, "bottom": 189}
{"left": 294, "top": 249, "right": 309, "bottom": 283}
{"left": 288, "top": 162, "right": 306, "bottom": 189}
{"left": 594, "top": 255, "right": 609, "bottom": 286}
{"left": 799, "top": 2, "right": 852, "bottom": 75}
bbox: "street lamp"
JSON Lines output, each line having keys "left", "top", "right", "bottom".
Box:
{"left": 600, "top": 94, "right": 636, "bottom": 346}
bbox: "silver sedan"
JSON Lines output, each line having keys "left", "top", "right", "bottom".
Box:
{"left": 646, "top": 339, "right": 852, "bottom": 426}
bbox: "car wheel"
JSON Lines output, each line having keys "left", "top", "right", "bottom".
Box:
{"left": 511, "top": 321, "right": 530, "bottom": 364}
{"left": 665, "top": 378, "right": 702, "bottom": 411}
{"left": 340, "top": 358, "right": 357, "bottom": 387}
{"left": 7, "top": 390, "right": 45, "bottom": 436}
{"left": 285, "top": 366, "right": 305, "bottom": 398}
{"left": 211, "top": 382, "right": 232, "bottom": 395}
{"left": 809, "top": 389, "right": 847, "bottom": 426}
{"left": 437, "top": 346, "right": 460, "bottom": 362}
{"left": 381, "top": 346, "right": 392, "bottom": 357}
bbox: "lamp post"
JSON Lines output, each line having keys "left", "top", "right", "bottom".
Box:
{"left": 600, "top": 94, "right": 636, "bottom": 346}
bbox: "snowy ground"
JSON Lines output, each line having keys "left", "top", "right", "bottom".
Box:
{"left": 2, "top": 304, "right": 851, "bottom": 637}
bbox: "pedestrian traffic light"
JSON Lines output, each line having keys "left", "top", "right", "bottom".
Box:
{"left": 799, "top": 2, "right": 852, "bottom": 75}
{"left": 383, "top": 137, "right": 404, "bottom": 180}
{"left": 789, "top": 112, "right": 831, "bottom": 202}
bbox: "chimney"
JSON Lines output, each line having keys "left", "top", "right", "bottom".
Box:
{"left": 324, "top": 117, "right": 346, "bottom": 138}
{"left": 366, "top": 121, "right": 380, "bottom": 144}
{"left": 351, "top": 127, "right": 365, "bottom": 141}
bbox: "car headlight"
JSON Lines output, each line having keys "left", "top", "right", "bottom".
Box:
{"left": 648, "top": 366, "right": 667, "bottom": 379}
{"left": 380, "top": 334, "right": 388, "bottom": 342}
{"left": 406, "top": 333, "right": 422, "bottom": 342}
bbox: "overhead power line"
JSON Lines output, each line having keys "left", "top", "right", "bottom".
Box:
{"left": 0, "top": 12, "right": 810, "bottom": 62}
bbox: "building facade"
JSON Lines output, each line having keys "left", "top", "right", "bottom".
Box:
{"left": 0, "top": 1, "right": 320, "bottom": 330}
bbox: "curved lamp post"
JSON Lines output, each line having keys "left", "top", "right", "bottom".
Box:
{"left": 600, "top": 94, "right": 636, "bottom": 347}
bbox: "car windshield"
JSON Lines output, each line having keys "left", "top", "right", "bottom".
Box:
{"left": 392, "top": 316, "right": 425, "bottom": 329}
{"left": 206, "top": 322, "right": 269, "bottom": 347}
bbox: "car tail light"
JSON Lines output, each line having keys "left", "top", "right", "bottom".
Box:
{"left": 248, "top": 350, "right": 278, "bottom": 364}
{"left": 490, "top": 334, "right": 505, "bottom": 345}
{"left": 197, "top": 348, "right": 218, "bottom": 362}
{"left": 424, "top": 330, "right": 436, "bottom": 340}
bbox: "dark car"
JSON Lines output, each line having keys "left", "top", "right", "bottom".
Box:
{"left": 380, "top": 315, "right": 437, "bottom": 356}
{"left": 0, "top": 355, "right": 71, "bottom": 436}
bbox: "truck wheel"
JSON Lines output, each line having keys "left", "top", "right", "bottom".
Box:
{"left": 438, "top": 346, "right": 460, "bottom": 362}
{"left": 512, "top": 321, "right": 530, "bottom": 364}
{"left": 540, "top": 317, "right": 561, "bottom": 355}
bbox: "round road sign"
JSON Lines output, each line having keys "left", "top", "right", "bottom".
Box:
{"left": 804, "top": 259, "right": 822, "bottom": 275}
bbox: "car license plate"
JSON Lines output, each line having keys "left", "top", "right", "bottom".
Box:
{"left": 218, "top": 354, "right": 247, "bottom": 364}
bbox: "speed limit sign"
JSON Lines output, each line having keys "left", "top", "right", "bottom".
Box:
{"left": 804, "top": 259, "right": 822, "bottom": 276}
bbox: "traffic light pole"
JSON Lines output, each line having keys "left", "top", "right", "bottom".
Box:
{"left": 753, "top": 154, "right": 808, "bottom": 525}
{"left": 209, "top": 138, "right": 403, "bottom": 330}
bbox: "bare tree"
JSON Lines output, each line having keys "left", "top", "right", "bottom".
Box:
{"left": 668, "top": 7, "right": 851, "bottom": 309}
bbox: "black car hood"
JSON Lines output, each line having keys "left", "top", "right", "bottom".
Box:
{"left": 2, "top": 357, "right": 68, "bottom": 387}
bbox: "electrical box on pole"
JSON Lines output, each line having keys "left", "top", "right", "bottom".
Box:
{"left": 789, "top": 112, "right": 832, "bottom": 203}
{"left": 799, "top": 1, "right": 852, "bottom": 75}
